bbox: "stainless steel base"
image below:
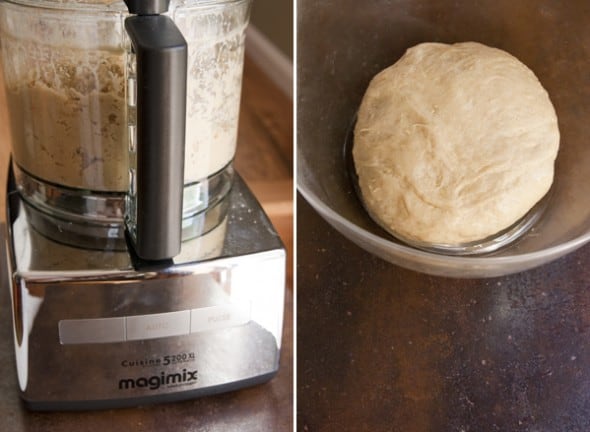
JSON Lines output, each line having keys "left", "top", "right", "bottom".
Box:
{"left": 4, "top": 172, "right": 286, "bottom": 410}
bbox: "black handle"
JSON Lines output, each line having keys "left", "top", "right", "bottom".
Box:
{"left": 125, "top": 14, "right": 187, "bottom": 261}
{"left": 124, "top": 0, "right": 170, "bottom": 15}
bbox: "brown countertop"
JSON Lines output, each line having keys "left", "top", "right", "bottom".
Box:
{"left": 0, "top": 55, "right": 293, "bottom": 431}
{"left": 297, "top": 196, "right": 590, "bottom": 431}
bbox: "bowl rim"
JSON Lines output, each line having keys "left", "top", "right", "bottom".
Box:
{"left": 298, "top": 182, "right": 590, "bottom": 267}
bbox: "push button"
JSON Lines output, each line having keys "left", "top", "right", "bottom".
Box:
{"left": 190, "top": 302, "right": 251, "bottom": 334}
{"left": 59, "top": 305, "right": 247, "bottom": 345}
{"left": 126, "top": 310, "right": 190, "bottom": 341}
{"left": 59, "top": 317, "right": 126, "bottom": 345}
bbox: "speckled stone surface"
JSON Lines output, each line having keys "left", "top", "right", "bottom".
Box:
{"left": 297, "top": 197, "right": 590, "bottom": 431}
{"left": 0, "top": 227, "right": 293, "bottom": 432}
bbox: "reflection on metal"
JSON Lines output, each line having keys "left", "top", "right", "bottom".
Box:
{"left": 4, "top": 173, "right": 286, "bottom": 410}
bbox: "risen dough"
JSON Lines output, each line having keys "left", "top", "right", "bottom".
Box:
{"left": 353, "top": 42, "right": 559, "bottom": 244}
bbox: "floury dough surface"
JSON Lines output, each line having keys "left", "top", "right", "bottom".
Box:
{"left": 5, "top": 49, "right": 128, "bottom": 191}
{"left": 176, "top": 2, "right": 249, "bottom": 183}
{"left": 353, "top": 42, "right": 560, "bottom": 244}
{"left": 0, "top": 6, "right": 129, "bottom": 192}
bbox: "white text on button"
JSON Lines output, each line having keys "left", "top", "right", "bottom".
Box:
{"left": 190, "top": 302, "right": 251, "bottom": 334}
{"left": 126, "top": 311, "right": 190, "bottom": 341}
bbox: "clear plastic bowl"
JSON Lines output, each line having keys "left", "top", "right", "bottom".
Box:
{"left": 297, "top": 0, "right": 590, "bottom": 278}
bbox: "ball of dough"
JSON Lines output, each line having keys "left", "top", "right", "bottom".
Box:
{"left": 353, "top": 42, "right": 559, "bottom": 245}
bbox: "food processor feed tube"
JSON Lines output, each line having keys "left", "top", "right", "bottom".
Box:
{"left": 124, "top": 0, "right": 187, "bottom": 260}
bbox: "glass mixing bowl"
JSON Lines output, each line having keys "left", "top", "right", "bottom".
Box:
{"left": 297, "top": 0, "right": 590, "bottom": 278}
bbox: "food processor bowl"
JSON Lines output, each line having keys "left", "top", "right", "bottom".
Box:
{"left": 297, "top": 0, "right": 590, "bottom": 278}
{"left": 0, "top": 0, "right": 252, "bottom": 252}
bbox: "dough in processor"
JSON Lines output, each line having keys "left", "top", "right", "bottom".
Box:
{"left": 353, "top": 41, "right": 560, "bottom": 245}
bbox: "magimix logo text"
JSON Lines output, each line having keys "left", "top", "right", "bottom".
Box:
{"left": 118, "top": 369, "right": 198, "bottom": 391}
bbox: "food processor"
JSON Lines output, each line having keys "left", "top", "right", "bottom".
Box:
{"left": 1, "top": 0, "right": 285, "bottom": 410}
